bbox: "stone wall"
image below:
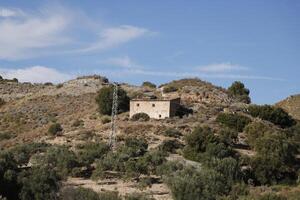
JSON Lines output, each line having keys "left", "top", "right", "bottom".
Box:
{"left": 130, "top": 100, "right": 171, "bottom": 119}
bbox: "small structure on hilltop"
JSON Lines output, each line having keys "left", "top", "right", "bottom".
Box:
{"left": 130, "top": 97, "right": 181, "bottom": 119}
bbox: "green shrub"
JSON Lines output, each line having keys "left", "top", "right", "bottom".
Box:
{"left": 10, "top": 143, "right": 50, "bottom": 166}
{"left": 251, "top": 134, "right": 298, "bottom": 185}
{"left": 257, "top": 193, "right": 287, "bottom": 200}
{"left": 60, "top": 187, "right": 101, "bottom": 200}
{"left": 0, "top": 98, "right": 5, "bottom": 107}
{"left": 125, "top": 193, "right": 153, "bottom": 200}
{"left": 101, "top": 116, "right": 111, "bottom": 124}
{"left": 156, "top": 161, "right": 184, "bottom": 177}
{"left": 183, "top": 126, "right": 235, "bottom": 161}
{"left": 218, "top": 128, "right": 238, "bottom": 146}
{"left": 163, "top": 128, "right": 182, "bottom": 138}
{"left": 158, "top": 139, "right": 183, "bottom": 153}
{"left": 163, "top": 86, "right": 178, "bottom": 93}
{"left": 0, "top": 151, "right": 20, "bottom": 200}
{"left": 165, "top": 167, "right": 230, "bottom": 200}
{"left": 56, "top": 84, "right": 63, "bottom": 89}
{"left": 44, "top": 82, "right": 53, "bottom": 86}
{"left": 247, "top": 105, "right": 296, "bottom": 128}
{"left": 142, "top": 81, "right": 156, "bottom": 88}
{"left": 76, "top": 142, "right": 110, "bottom": 166}
{"left": 216, "top": 113, "right": 251, "bottom": 132}
{"left": 95, "top": 86, "right": 129, "bottom": 115}
{"left": 32, "top": 146, "right": 79, "bottom": 178}
{"left": 228, "top": 81, "right": 251, "bottom": 104}
{"left": 244, "top": 122, "right": 272, "bottom": 147}
{"left": 131, "top": 113, "right": 150, "bottom": 121}
{"left": 0, "top": 132, "right": 15, "bottom": 141}
{"left": 72, "top": 119, "right": 84, "bottom": 127}
{"left": 48, "top": 123, "right": 63, "bottom": 136}
{"left": 18, "top": 166, "right": 61, "bottom": 200}
{"left": 98, "top": 191, "right": 121, "bottom": 200}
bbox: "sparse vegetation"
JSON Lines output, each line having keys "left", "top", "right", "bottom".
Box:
{"left": 162, "top": 128, "right": 182, "bottom": 138}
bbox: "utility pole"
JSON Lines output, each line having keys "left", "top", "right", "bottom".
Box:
{"left": 109, "top": 82, "right": 118, "bottom": 149}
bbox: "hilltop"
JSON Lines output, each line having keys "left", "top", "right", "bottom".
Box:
{"left": 276, "top": 94, "right": 300, "bottom": 120}
{"left": 0, "top": 75, "right": 299, "bottom": 200}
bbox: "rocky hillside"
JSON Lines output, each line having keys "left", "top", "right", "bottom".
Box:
{"left": 0, "top": 76, "right": 240, "bottom": 148}
{"left": 276, "top": 94, "right": 300, "bottom": 120}
{"left": 1, "top": 75, "right": 300, "bottom": 200}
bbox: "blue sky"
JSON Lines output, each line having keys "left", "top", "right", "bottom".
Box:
{"left": 0, "top": 0, "right": 299, "bottom": 104}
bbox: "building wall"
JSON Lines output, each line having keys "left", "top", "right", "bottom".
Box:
{"left": 130, "top": 100, "right": 171, "bottom": 119}
{"left": 169, "top": 98, "right": 181, "bottom": 117}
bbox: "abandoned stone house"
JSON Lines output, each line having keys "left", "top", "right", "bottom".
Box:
{"left": 129, "top": 98, "right": 181, "bottom": 119}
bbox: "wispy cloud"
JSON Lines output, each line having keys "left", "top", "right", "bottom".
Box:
{"left": 197, "top": 63, "right": 248, "bottom": 73}
{"left": 0, "top": 6, "right": 72, "bottom": 60}
{"left": 0, "top": 8, "right": 24, "bottom": 17}
{"left": 100, "top": 56, "right": 141, "bottom": 69}
{"left": 0, "top": 5, "right": 154, "bottom": 60}
{"left": 78, "top": 25, "right": 151, "bottom": 53}
{"left": 0, "top": 66, "right": 73, "bottom": 83}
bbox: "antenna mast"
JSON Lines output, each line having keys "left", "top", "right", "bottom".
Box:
{"left": 109, "top": 82, "right": 118, "bottom": 149}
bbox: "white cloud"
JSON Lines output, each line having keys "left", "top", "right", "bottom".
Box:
{"left": 79, "top": 25, "right": 150, "bottom": 53}
{"left": 0, "top": 8, "right": 23, "bottom": 17}
{"left": 0, "top": 7, "right": 71, "bottom": 59}
{"left": 0, "top": 66, "right": 73, "bottom": 83}
{"left": 197, "top": 63, "right": 248, "bottom": 73}
{"left": 100, "top": 56, "right": 141, "bottom": 69}
{"left": 0, "top": 5, "right": 154, "bottom": 59}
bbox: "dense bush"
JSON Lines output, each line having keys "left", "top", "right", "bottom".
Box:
{"left": 228, "top": 81, "right": 251, "bottom": 104}
{"left": 10, "top": 143, "right": 50, "bottom": 166}
{"left": 218, "top": 128, "right": 238, "bottom": 146}
{"left": 48, "top": 123, "right": 63, "bottom": 136}
{"left": 92, "top": 138, "right": 149, "bottom": 178}
{"left": 142, "top": 81, "right": 156, "bottom": 88}
{"left": 18, "top": 166, "right": 61, "bottom": 200}
{"left": 216, "top": 113, "right": 251, "bottom": 132}
{"left": 162, "top": 128, "right": 182, "bottom": 138}
{"left": 244, "top": 122, "right": 272, "bottom": 147}
{"left": 163, "top": 86, "right": 178, "bottom": 93}
{"left": 247, "top": 105, "right": 296, "bottom": 128}
{"left": 251, "top": 134, "right": 298, "bottom": 185}
{"left": 0, "top": 151, "right": 20, "bottom": 199}
{"left": 95, "top": 86, "right": 130, "bottom": 115}
{"left": 158, "top": 139, "right": 182, "bottom": 153}
{"left": 92, "top": 138, "right": 166, "bottom": 179}
{"left": 183, "top": 126, "right": 235, "bottom": 161}
{"left": 76, "top": 142, "right": 110, "bottom": 166}
{"left": 32, "top": 146, "right": 79, "bottom": 178}
{"left": 60, "top": 187, "right": 101, "bottom": 200}
{"left": 131, "top": 113, "right": 150, "bottom": 122}
{"left": 165, "top": 167, "right": 230, "bottom": 200}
